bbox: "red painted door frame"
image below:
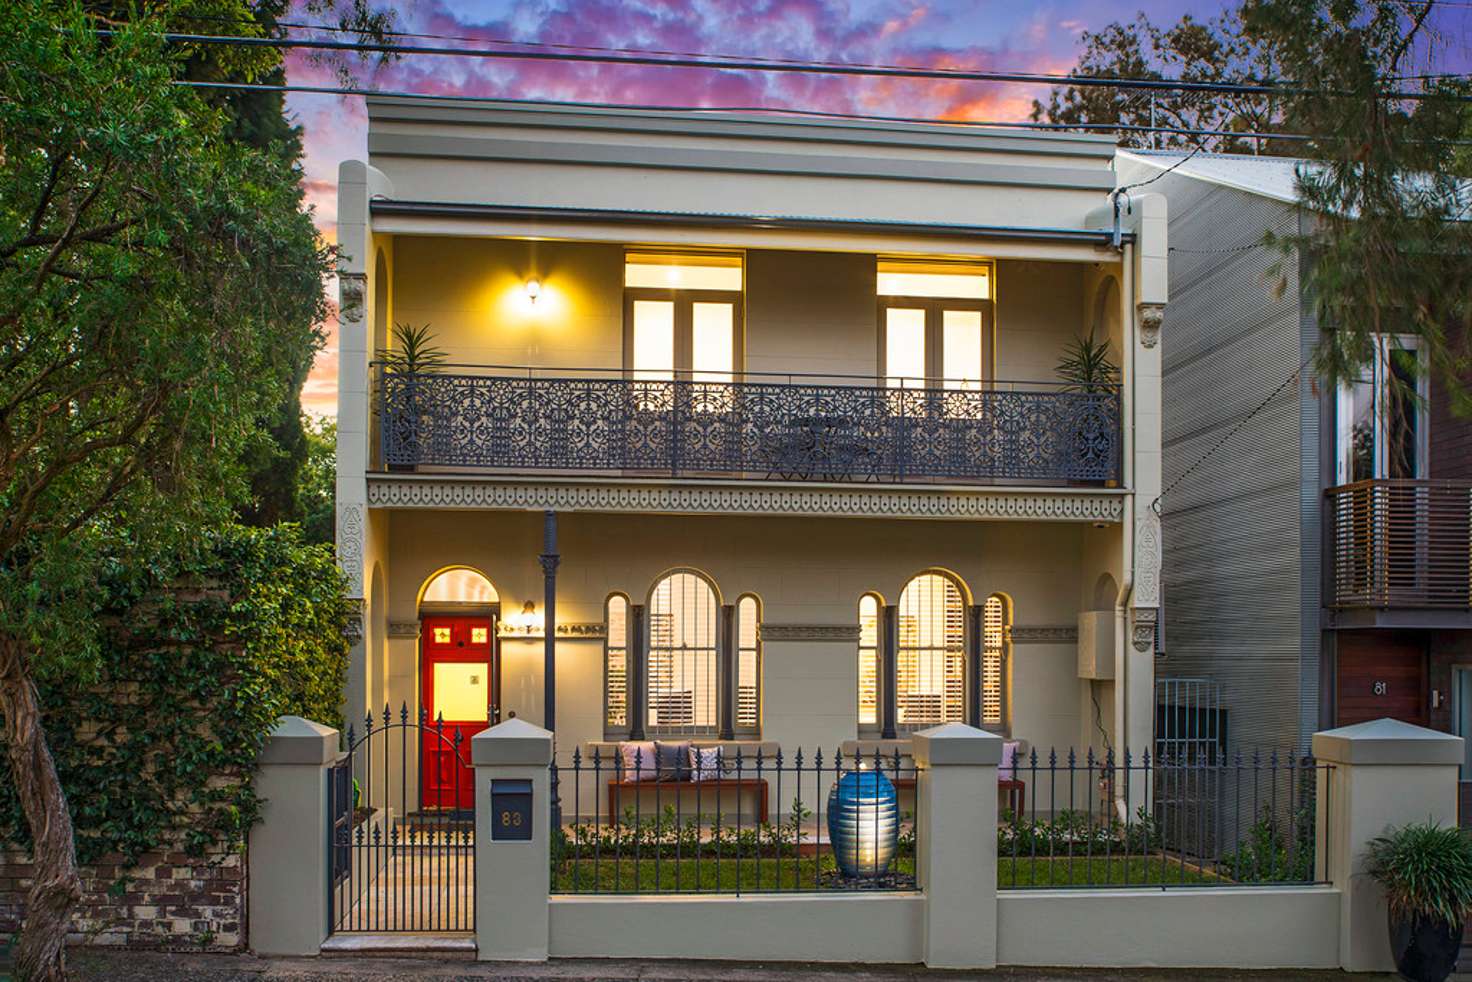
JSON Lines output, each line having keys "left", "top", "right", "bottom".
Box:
{"left": 420, "top": 615, "right": 496, "bottom": 811}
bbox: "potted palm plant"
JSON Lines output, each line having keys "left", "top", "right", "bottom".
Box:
{"left": 1366, "top": 820, "right": 1472, "bottom": 982}
{"left": 378, "top": 322, "right": 447, "bottom": 471}
{"left": 1055, "top": 331, "right": 1120, "bottom": 485}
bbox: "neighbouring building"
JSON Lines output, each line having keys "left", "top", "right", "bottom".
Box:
{"left": 333, "top": 98, "right": 1168, "bottom": 814}
{"left": 1117, "top": 149, "right": 1472, "bottom": 771}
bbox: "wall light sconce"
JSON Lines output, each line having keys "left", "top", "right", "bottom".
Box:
{"left": 501, "top": 599, "right": 545, "bottom": 637}
{"left": 524, "top": 278, "right": 542, "bottom": 305}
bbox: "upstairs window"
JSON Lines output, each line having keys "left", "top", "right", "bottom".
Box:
{"left": 877, "top": 260, "right": 992, "bottom": 392}
{"left": 625, "top": 253, "right": 743, "bottom": 394}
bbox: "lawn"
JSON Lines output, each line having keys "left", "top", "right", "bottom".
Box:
{"left": 550, "top": 852, "right": 1222, "bottom": 892}
{"left": 998, "top": 854, "right": 1222, "bottom": 888}
{"left": 552, "top": 853, "right": 916, "bottom": 892}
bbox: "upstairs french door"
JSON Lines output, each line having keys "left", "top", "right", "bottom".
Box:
{"left": 879, "top": 298, "right": 992, "bottom": 392}
{"left": 624, "top": 290, "right": 743, "bottom": 383}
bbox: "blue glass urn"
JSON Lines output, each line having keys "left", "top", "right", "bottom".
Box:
{"left": 827, "top": 770, "right": 899, "bottom": 878}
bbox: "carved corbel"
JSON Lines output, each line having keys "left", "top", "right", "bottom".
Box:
{"left": 339, "top": 272, "right": 367, "bottom": 324}
{"left": 1137, "top": 303, "right": 1165, "bottom": 349}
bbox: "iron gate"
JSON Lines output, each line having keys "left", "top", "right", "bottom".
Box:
{"left": 328, "top": 706, "right": 476, "bottom": 933}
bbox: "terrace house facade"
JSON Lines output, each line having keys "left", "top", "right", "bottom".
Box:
{"left": 334, "top": 98, "right": 1168, "bottom": 811}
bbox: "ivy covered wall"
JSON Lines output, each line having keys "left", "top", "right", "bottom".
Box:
{"left": 0, "top": 525, "right": 349, "bottom": 948}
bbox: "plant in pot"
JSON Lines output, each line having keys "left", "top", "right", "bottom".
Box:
{"left": 1366, "top": 820, "right": 1472, "bottom": 982}
{"left": 1054, "top": 331, "right": 1120, "bottom": 485}
{"left": 377, "top": 322, "right": 447, "bottom": 471}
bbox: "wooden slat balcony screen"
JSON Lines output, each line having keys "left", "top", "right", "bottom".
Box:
{"left": 375, "top": 366, "right": 1123, "bottom": 486}
{"left": 1327, "top": 479, "right": 1472, "bottom": 609}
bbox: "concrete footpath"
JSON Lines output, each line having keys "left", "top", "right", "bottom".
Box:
{"left": 62, "top": 951, "right": 1408, "bottom": 982}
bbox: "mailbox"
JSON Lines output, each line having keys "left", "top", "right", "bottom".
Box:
{"left": 490, "top": 779, "right": 533, "bottom": 841}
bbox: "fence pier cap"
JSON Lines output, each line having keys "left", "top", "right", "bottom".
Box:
{"left": 1312, "top": 717, "right": 1462, "bottom": 766}
{"left": 260, "top": 715, "right": 338, "bottom": 765}
{"left": 472, "top": 717, "right": 553, "bottom": 766}
{"left": 912, "top": 722, "right": 1002, "bottom": 767}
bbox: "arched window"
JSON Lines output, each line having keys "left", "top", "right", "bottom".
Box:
{"left": 604, "top": 594, "right": 630, "bottom": 737}
{"left": 982, "top": 594, "right": 1011, "bottom": 731}
{"left": 419, "top": 567, "right": 498, "bottom": 607}
{"left": 857, "top": 594, "right": 882, "bottom": 733}
{"left": 735, "top": 595, "right": 761, "bottom": 735}
{"left": 896, "top": 571, "right": 968, "bottom": 730}
{"left": 648, "top": 570, "right": 721, "bottom": 735}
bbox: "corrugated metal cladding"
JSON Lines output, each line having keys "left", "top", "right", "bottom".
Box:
{"left": 1132, "top": 166, "right": 1317, "bottom": 754}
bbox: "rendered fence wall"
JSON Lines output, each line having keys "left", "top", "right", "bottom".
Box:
{"left": 997, "top": 887, "right": 1339, "bottom": 969}
{"left": 549, "top": 894, "right": 923, "bottom": 962}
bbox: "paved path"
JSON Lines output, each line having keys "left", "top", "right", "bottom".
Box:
{"left": 66, "top": 950, "right": 1406, "bottom": 982}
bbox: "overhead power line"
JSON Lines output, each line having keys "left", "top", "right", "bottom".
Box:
{"left": 109, "top": 29, "right": 1472, "bottom": 102}
{"left": 177, "top": 79, "right": 1328, "bottom": 143}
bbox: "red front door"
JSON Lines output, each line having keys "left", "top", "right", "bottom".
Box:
{"left": 421, "top": 615, "right": 495, "bottom": 810}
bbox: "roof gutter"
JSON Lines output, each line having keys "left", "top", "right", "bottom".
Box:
{"left": 368, "top": 199, "right": 1134, "bottom": 247}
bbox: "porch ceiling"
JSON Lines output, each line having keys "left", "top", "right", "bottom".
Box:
{"left": 365, "top": 474, "right": 1126, "bottom": 523}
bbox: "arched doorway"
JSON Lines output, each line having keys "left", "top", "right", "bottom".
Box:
{"left": 417, "top": 567, "right": 499, "bottom": 811}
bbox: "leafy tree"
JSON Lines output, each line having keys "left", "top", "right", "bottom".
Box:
{"left": 84, "top": 0, "right": 396, "bottom": 528}
{"left": 0, "top": 525, "right": 350, "bottom": 875}
{"left": 1044, "top": 1, "right": 1472, "bottom": 409}
{"left": 1032, "top": 9, "right": 1292, "bottom": 153}
{"left": 296, "top": 415, "right": 337, "bottom": 547}
{"left": 0, "top": 3, "right": 332, "bottom": 976}
{"left": 1241, "top": 0, "right": 1472, "bottom": 412}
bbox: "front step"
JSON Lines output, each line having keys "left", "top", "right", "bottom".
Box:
{"left": 321, "top": 933, "right": 476, "bottom": 959}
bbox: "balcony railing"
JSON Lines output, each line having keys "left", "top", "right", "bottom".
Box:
{"left": 376, "top": 366, "right": 1121, "bottom": 486}
{"left": 1326, "top": 479, "right": 1472, "bottom": 609}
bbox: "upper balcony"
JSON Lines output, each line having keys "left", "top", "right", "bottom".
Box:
{"left": 375, "top": 366, "right": 1121, "bottom": 486}
{"left": 1326, "top": 479, "right": 1472, "bottom": 625}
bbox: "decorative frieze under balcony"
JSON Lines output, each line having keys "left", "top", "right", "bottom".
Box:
{"left": 376, "top": 367, "right": 1121, "bottom": 488}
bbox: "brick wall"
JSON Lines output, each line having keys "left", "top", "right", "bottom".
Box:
{"left": 0, "top": 844, "right": 244, "bottom": 951}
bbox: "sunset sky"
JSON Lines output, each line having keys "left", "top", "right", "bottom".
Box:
{"left": 284, "top": 0, "right": 1472, "bottom": 415}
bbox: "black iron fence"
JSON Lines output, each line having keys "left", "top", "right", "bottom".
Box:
{"left": 999, "top": 747, "right": 1328, "bottom": 889}
{"left": 550, "top": 746, "right": 918, "bottom": 894}
{"left": 328, "top": 706, "right": 476, "bottom": 933}
{"left": 377, "top": 366, "right": 1121, "bottom": 485}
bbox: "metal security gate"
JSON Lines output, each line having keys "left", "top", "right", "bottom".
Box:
{"left": 328, "top": 707, "right": 475, "bottom": 933}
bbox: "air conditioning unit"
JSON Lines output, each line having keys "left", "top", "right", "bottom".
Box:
{"left": 1077, "top": 610, "right": 1115, "bottom": 680}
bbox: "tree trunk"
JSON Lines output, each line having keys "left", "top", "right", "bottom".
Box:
{"left": 0, "top": 639, "right": 80, "bottom": 982}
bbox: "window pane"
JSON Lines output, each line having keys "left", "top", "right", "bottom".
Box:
{"left": 896, "top": 573, "right": 965, "bottom": 729}
{"left": 632, "top": 300, "right": 675, "bottom": 382}
{"left": 649, "top": 572, "right": 719, "bottom": 734}
{"left": 626, "top": 254, "right": 742, "bottom": 291}
{"left": 1345, "top": 375, "right": 1375, "bottom": 483}
{"left": 1387, "top": 347, "right": 1421, "bottom": 479}
{"left": 737, "top": 596, "right": 760, "bottom": 731}
{"left": 606, "top": 596, "right": 628, "bottom": 731}
{"left": 982, "top": 596, "right": 1007, "bottom": 727}
{"left": 432, "top": 662, "right": 489, "bottom": 722}
{"left": 877, "top": 261, "right": 989, "bottom": 299}
{"left": 858, "top": 595, "right": 879, "bottom": 727}
{"left": 885, "top": 308, "right": 926, "bottom": 389}
{"left": 942, "top": 309, "right": 984, "bottom": 390}
{"left": 422, "top": 568, "right": 497, "bottom": 605}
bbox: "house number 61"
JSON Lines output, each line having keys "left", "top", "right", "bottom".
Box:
{"left": 1372, "top": 681, "right": 1388, "bottom": 696}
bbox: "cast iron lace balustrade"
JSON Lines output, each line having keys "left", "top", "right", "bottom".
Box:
{"left": 378, "top": 367, "right": 1121, "bottom": 485}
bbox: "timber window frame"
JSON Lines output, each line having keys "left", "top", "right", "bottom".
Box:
{"left": 616, "top": 569, "right": 762, "bottom": 740}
